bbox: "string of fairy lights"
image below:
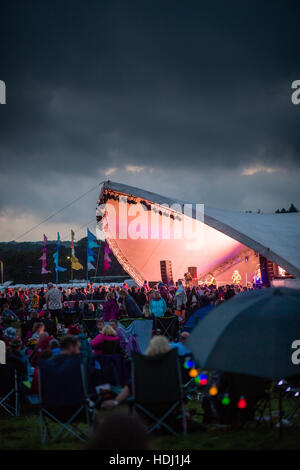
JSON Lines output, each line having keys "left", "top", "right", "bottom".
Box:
{"left": 183, "top": 357, "right": 247, "bottom": 409}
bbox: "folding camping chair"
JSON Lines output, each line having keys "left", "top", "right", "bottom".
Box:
{"left": 0, "top": 364, "right": 20, "bottom": 416}
{"left": 82, "top": 319, "right": 98, "bottom": 338}
{"left": 102, "top": 339, "right": 121, "bottom": 355}
{"left": 38, "top": 355, "right": 95, "bottom": 443}
{"left": 97, "top": 354, "right": 130, "bottom": 387}
{"left": 153, "top": 316, "right": 179, "bottom": 340}
{"left": 131, "top": 349, "right": 187, "bottom": 435}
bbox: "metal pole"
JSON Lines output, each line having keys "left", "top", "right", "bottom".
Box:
{"left": 279, "top": 389, "right": 283, "bottom": 439}
{"left": 86, "top": 232, "right": 89, "bottom": 284}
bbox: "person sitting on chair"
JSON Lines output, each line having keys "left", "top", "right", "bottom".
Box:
{"left": 109, "top": 319, "right": 128, "bottom": 352}
{"left": 90, "top": 326, "right": 120, "bottom": 357}
{"left": 169, "top": 331, "right": 192, "bottom": 356}
{"left": 50, "top": 335, "right": 81, "bottom": 365}
{"left": 101, "top": 336, "right": 171, "bottom": 409}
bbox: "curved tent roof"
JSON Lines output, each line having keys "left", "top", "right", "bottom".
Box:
{"left": 99, "top": 181, "right": 300, "bottom": 278}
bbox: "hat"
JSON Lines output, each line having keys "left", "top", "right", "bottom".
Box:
{"left": 4, "top": 327, "right": 16, "bottom": 339}
{"left": 181, "top": 331, "right": 190, "bottom": 340}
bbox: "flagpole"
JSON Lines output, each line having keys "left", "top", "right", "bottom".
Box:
{"left": 56, "top": 233, "right": 59, "bottom": 284}
{"left": 86, "top": 228, "right": 89, "bottom": 284}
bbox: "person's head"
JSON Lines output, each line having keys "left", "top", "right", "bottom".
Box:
{"left": 146, "top": 335, "right": 170, "bottom": 356}
{"left": 8, "top": 338, "right": 22, "bottom": 354}
{"left": 87, "top": 412, "right": 149, "bottom": 450}
{"left": 39, "top": 349, "right": 53, "bottom": 360}
{"left": 32, "top": 322, "right": 45, "bottom": 335}
{"left": 68, "top": 325, "right": 80, "bottom": 335}
{"left": 143, "top": 303, "right": 151, "bottom": 318}
{"left": 119, "top": 288, "right": 128, "bottom": 299}
{"left": 59, "top": 335, "right": 80, "bottom": 355}
{"left": 3, "top": 303, "right": 9, "bottom": 311}
{"left": 180, "top": 331, "right": 190, "bottom": 343}
{"left": 109, "top": 319, "right": 118, "bottom": 330}
{"left": 47, "top": 283, "right": 53, "bottom": 290}
{"left": 106, "top": 292, "right": 115, "bottom": 301}
{"left": 96, "top": 319, "right": 104, "bottom": 331}
{"left": 4, "top": 327, "right": 16, "bottom": 340}
{"left": 152, "top": 290, "right": 161, "bottom": 300}
{"left": 102, "top": 325, "right": 117, "bottom": 337}
{"left": 49, "top": 338, "right": 60, "bottom": 350}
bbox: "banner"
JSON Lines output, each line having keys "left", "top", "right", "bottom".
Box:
{"left": 41, "top": 234, "right": 51, "bottom": 275}
{"left": 104, "top": 240, "right": 112, "bottom": 274}
{"left": 53, "top": 232, "right": 67, "bottom": 281}
{"left": 87, "top": 228, "right": 98, "bottom": 275}
{"left": 71, "top": 229, "right": 83, "bottom": 270}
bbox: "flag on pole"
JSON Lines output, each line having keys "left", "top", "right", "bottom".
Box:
{"left": 53, "top": 232, "right": 67, "bottom": 277}
{"left": 71, "top": 229, "right": 83, "bottom": 270}
{"left": 87, "top": 228, "right": 98, "bottom": 273}
{"left": 104, "top": 240, "right": 112, "bottom": 274}
{"left": 41, "top": 234, "right": 51, "bottom": 275}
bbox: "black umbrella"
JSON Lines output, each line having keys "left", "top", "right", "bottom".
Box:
{"left": 186, "top": 287, "right": 300, "bottom": 380}
{"left": 186, "top": 288, "right": 300, "bottom": 436}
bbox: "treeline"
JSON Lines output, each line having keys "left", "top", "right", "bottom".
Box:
{"left": 0, "top": 237, "right": 126, "bottom": 284}
{"left": 275, "top": 203, "right": 298, "bottom": 214}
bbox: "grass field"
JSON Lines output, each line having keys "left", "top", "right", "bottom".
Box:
{"left": 1, "top": 400, "right": 300, "bottom": 450}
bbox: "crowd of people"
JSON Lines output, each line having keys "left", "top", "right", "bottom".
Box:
{"left": 0, "top": 279, "right": 267, "bottom": 445}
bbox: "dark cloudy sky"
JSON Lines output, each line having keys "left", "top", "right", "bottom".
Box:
{"left": 0, "top": 0, "right": 299, "bottom": 241}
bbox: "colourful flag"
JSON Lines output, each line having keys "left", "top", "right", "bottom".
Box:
{"left": 104, "top": 240, "right": 112, "bottom": 274}
{"left": 71, "top": 229, "right": 83, "bottom": 270}
{"left": 53, "top": 232, "right": 67, "bottom": 280}
{"left": 87, "top": 228, "right": 98, "bottom": 274}
{"left": 41, "top": 234, "right": 51, "bottom": 275}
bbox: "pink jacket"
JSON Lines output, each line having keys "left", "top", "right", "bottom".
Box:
{"left": 102, "top": 299, "right": 119, "bottom": 321}
{"left": 90, "top": 333, "right": 119, "bottom": 356}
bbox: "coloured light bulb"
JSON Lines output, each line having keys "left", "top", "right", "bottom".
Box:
{"left": 199, "top": 374, "right": 208, "bottom": 385}
{"left": 222, "top": 394, "right": 230, "bottom": 406}
{"left": 237, "top": 396, "right": 247, "bottom": 409}
{"left": 189, "top": 368, "right": 198, "bottom": 378}
{"left": 209, "top": 385, "right": 218, "bottom": 396}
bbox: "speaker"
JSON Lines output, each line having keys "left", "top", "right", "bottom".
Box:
{"left": 188, "top": 266, "right": 198, "bottom": 279}
{"left": 160, "top": 260, "right": 174, "bottom": 285}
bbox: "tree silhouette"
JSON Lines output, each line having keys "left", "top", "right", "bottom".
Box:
{"left": 288, "top": 203, "right": 298, "bottom": 213}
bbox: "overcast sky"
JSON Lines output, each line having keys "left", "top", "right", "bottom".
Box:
{"left": 0, "top": 0, "right": 299, "bottom": 241}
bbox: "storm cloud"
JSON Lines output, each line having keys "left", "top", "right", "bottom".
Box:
{"left": 0, "top": 0, "right": 299, "bottom": 241}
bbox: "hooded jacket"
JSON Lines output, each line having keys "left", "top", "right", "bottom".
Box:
{"left": 150, "top": 297, "right": 167, "bottom": 317}
{"left": 90, "top": 333, "right": 120, "bottom": 356}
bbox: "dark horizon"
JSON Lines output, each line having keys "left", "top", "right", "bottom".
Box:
{"left": 0, "top": 0, "right": 299, "bottom": 241}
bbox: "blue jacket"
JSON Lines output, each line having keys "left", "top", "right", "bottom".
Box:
{"left": 150, "top": 298, "right": 167, "bottom": 317}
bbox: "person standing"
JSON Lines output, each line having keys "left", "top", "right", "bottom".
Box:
{"left": 45, "top": 283, "right": 63, "bottom": 323}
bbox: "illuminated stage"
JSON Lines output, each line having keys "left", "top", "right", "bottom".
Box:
{"left": 96, "top": 181, "right": 300, "bottom": 287}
